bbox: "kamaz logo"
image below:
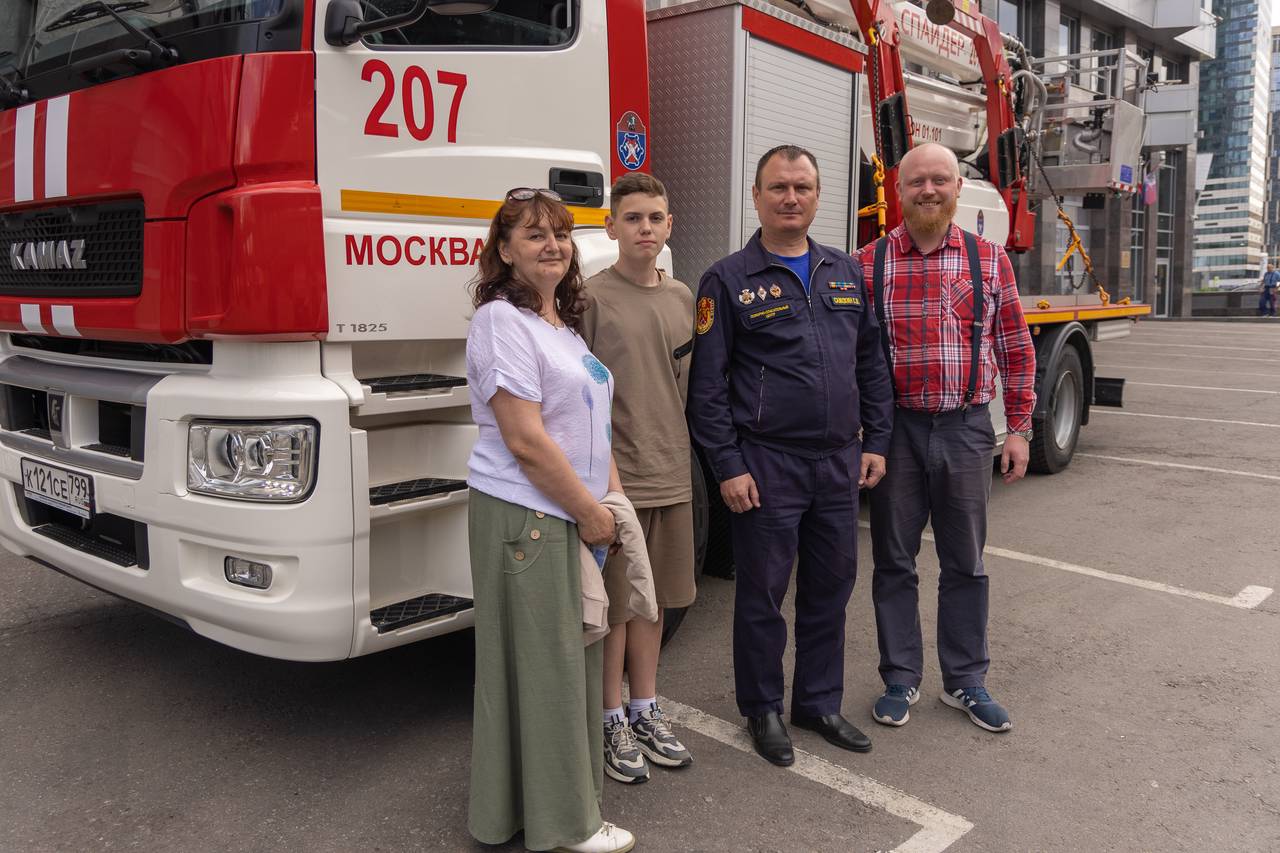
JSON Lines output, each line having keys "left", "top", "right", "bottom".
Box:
{"left": 9, "top": 240, "right": 87, "bottom": 271}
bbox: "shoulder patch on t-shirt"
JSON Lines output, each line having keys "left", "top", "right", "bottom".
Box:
{"left": 696, "top": 296, "right": 715, "bottom": 335}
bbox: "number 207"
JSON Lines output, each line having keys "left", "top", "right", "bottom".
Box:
{"left": 361, "top": 59, "right": 467, "bottom": 142}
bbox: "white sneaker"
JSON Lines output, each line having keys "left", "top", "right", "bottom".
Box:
{"left": 552, "top": 821, "right": 636, "bottom": 853}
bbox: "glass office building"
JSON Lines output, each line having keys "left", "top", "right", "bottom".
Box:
{"left": 1193, "top": 0, "right": 1270, "bottom": 289}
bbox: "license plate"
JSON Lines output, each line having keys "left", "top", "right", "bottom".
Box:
{"left": 21, "top": 458, "right": 94, "bottom": 519}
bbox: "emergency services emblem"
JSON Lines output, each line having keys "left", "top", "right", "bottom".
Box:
{"left": 739, "top": 289, "right": 755, "bottom": 305}
{"left": 616, "top": 111, "right": 647, "bottom": 171}
{"left": 696, "top": 297, "right": 715, "bottom": 334}
{"left": 769, "top": 284, "right": 783, "bottom": 298}
{"left": 757, "top": 285, "right": 768, "bottom": 301}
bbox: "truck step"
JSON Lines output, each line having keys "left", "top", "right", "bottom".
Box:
{"left": 369, "top": 477, "right": 467, "bottom": 506}
{"left": 371, "top": 593, "right": 472, "bottom": 633}
{"left": 363, "top": 373, "right": 466, "bottom": 394}
{"left": 33, "top": 522, "right": 138, "bottom": 567}
{"left": 83, "top": 442, "right": 132, "bottom": 458}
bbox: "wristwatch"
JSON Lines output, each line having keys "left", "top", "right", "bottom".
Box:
{"left": 1009, "top": 428, "right": 1034, "bottom": 441}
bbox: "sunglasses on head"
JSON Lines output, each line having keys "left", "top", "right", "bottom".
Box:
{"left": 506, "top": 187, "right": 563, "bottom": 202}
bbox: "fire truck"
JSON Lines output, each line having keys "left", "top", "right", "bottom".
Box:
{"left": 0, "top": 0, "right": 1148, "bottom": 659}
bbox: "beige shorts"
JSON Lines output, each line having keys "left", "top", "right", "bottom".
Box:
{"left": 604, "top": 501, "right": 696, "bottom": 624}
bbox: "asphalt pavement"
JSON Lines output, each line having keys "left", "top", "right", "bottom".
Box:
{"left": 2, "top": 320, "right": 1278, "bottom": 853}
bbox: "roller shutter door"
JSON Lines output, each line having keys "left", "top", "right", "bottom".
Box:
{"left": 741, "top": 36, "right": 854, "bottom": 253}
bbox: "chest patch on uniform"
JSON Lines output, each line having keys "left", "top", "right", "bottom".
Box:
{"left": 830, "top": 295, "right": 861, "bottom": 306}
{"left": 696, "top": 296, "right": 715, "bottom": 335}
{"left": 744, "top": 303, "right": 794, "bottom": 327}
{"left": 828, "top": 281, "right": 859, "bottom": 291}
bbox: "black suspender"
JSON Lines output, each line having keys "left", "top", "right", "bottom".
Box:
{"left": 872, "top": 230, "right": 985, "bottom": 406}
{"left": 871, "top": 237, "right": 894, "bottom": 396}
{"left": 960, "top": 229, "right": 984, "bottom": 405}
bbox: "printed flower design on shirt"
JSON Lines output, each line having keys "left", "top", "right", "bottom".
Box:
{"left": 582, "top": 384, "right": 598, "bottom": 476}
{"left": 581, "top": 355, "right": 611, "bottom": 477}
{"left": 582, "top": 354, "right": 610, "bottom": 384}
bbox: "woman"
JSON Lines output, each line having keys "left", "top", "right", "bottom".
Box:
{"left": 465, "top": 188, "right": 635, "bottom": 853}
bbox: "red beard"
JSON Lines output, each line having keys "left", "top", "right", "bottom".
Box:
{"left": 903, "top": 195, "right": 958, "bottom": 236}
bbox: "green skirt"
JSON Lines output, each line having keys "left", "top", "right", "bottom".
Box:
{"left": 467, "top": 488, "right": 604, "bottom": 851}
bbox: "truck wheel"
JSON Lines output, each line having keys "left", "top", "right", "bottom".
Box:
{"left": 661, "top": 456, "right": 710, "bottom": 647}
{"left": 696, "top": 450, "right": 735, "bottom": 579}
{"left": 1029, "top": 345, "right": 1083, "bottom": 474}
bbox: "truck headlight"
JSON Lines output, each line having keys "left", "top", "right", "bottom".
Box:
{"left": 187, "top": 420, "right": 317, "bottom": 502}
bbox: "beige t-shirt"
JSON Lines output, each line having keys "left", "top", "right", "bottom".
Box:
{"left": 582, "top": 266, "right": 695, "bottom": 507}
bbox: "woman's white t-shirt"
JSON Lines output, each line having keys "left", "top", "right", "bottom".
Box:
{"left": 467, "top": 299, "right": 614, "bottom": 521}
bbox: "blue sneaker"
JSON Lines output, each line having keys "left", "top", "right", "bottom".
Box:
{"left": 941, "top": 687, "right": 1011, "bottom": 732}
{"left": 872, "top": 684, "right": 920, "bottom": 726}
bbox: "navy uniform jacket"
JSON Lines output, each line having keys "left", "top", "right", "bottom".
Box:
{"left": 688, "top": 230, "right": 895, "bottom": 483}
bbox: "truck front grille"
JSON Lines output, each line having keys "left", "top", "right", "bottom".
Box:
{"left": 15, "top": 484, "right": 148, "bottom": 568}
{"left": 1, "top": 200, "right": 144, "bottom": 298}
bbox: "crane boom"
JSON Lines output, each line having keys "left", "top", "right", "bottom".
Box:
{"left": 847, "top": 0, "right": 1036, "bottom": 250}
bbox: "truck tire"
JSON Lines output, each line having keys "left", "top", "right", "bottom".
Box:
{"left": 1029, "top": 345, "right": 1083, "bottom": 474}
{"left": 696, "top": 449, "right": 735, "bottom": 579}
{"left": 661, "top": 456, "right": 710, "bottom": 647}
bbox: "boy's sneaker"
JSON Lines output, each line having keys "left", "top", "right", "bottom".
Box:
{"left": 940, "top": 686, "right": 1012, "bottom": 732}
{"left": 603, "top": 718, "right": 650, "bottom": 784}
{"left": 631, "top": 703, "right": 693, "bottom": 768}
{"left": 552, "top": 821, "right": 636, "bottom": 853}
{"left": 872, "top": 684, "right": 920, "bottom": 727}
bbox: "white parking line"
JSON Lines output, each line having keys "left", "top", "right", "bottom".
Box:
{"left": 1096, "top": 364, "right": 1280, "bottom": 380}
{"left": 857, "top": 519, "right": 1274, "bottom": 610}
{"left": 1089, "top": 410, "right": 1280, "bottom": 429}
{"left": 659, "top": 697, "right": 974, "bottom": 853}
{"left": 1124, "top": 381, "right": 1280, "bottom": 395}
{"left": 1113, "top": 341, "right": 1276, "bottom": 353}
{"left": 980, "top": 544, "right": 1274, "bottom": 610}
{"left": 1077, "top": 452, "right": 1280, "bottom": 482}
{"left": 1096, "top": 350, "right": 1275, "bottom": 364}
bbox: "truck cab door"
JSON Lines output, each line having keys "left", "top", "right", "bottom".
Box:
{"left": 312, "top": 2, "right": 612, "bottom": 344}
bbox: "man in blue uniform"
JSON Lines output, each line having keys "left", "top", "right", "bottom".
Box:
{"left": 687, "top": 145, "right": 895, "bottom": 766}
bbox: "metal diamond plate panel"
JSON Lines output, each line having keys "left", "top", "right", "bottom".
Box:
{"left": 648, "top": 4, "right": 740, "bottom": 289}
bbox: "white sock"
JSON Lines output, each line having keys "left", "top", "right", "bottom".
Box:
{"left": 629, "top": 697, "right": 656, "bottom": 724}
{"left": 604, "top": 706, "right": 626, "bottom": 726}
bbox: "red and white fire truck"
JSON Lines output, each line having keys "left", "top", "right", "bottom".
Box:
{"left": 0, "top": 0, "right": 1147, "bottom": 659}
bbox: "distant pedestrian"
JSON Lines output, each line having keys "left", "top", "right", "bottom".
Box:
{"left": 1259, "top": 264, "right": 1278, "bottom": 317}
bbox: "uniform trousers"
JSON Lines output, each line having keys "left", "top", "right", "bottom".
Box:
{"left": 868, "top": 404, "right": 995, "bottom": 692}
{"left": 730, "top": 439, "right": 860, "bottom": 719}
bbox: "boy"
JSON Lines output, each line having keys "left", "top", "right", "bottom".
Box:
{"left": 582, "top": 173, "right": 696, "bottom": 784}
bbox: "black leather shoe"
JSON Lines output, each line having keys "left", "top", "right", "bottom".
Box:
{"left": 791, "top": 713, "right": 873, "bottom": 753}
{"left": 746, "top": 712, "right": 794, "bottom": 767}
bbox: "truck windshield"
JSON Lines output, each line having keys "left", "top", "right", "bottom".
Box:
{"left": 1, "top": 0, "right": 299, "bottom": 102}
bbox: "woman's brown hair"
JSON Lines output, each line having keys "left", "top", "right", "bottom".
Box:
{"left": 472, "top": 193, "right": 586, "bottom": 332}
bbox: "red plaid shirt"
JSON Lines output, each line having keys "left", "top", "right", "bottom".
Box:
{"left": 856, "top": 223, "right": 1036, "bottom": 432}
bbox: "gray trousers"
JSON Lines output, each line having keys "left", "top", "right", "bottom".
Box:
{"left": 868, "top": 404, "right": 995, "bottom": 692}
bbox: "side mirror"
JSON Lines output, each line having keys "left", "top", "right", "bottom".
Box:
{"left": 324, "top": 0, "right": 496, "bottom": 48}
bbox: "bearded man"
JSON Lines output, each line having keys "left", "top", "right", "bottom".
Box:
{"left": 855, "top": 142, "right": 1036, "bottom": 734}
